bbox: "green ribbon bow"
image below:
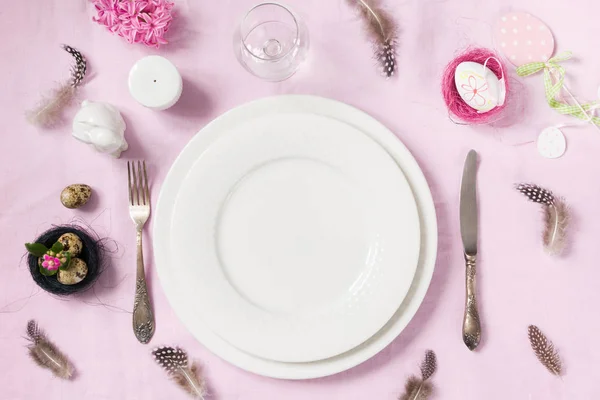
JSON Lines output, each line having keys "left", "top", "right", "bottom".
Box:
{"left": 516, "top": 51, "right": 600, "bottom": 125}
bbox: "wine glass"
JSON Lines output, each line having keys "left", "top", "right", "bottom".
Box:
{"left": 234, "top": 3, "right": 309, "bottom": 81}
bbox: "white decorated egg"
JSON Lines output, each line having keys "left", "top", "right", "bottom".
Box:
{"left": 537, "top": 126, "right": 566, "bottom": 159}
{"left": 454, "top": 61, "right": 503, "bottom": 113}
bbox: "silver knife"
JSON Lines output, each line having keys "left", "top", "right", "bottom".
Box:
{"left": 460, "top": 150, "right": 481, "bottom": 351}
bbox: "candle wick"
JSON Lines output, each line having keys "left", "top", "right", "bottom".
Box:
{"left": 153, "top": 79, "right": 157, "bottom": 82}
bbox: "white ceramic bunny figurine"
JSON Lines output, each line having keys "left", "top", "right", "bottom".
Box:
{"left": 72, "top": 100, "right": 128, "bottom": 158}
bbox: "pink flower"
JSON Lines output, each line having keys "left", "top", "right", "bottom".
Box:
{"left": 461, "top": 75, "right": 488, "bottom": 107}
{"left": 118, "top": 0, "right": 148, "bottom": 20}
{"left": 92, "top": 0, "right": 120, "bottom": 28}
{"left": 41, "top": 254, "right": 61, "bottom": 271}
{"left": 131, "top": 10, "right": 171, "bottom": 47}
{"left": 149, "top": 0, "right": 173, "bottom": 10}
{"left": 91, "top": 0, "right": 174, "bottom": 48}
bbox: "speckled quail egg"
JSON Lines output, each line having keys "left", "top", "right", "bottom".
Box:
{"left": 57, "top": 233, "right": 83, "bottom": 257}
{"left": 60, "top": 184, "right": 92, "bottom": 209}
{"left": 57, "top": 258, "right": 88, "bottom": 285}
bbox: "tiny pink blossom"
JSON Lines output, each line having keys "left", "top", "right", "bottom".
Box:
{"left": 91, "top": 0, "right": 174, "bottom": 48}
{"left": 41, "top": 254, "right": 61, "bottom": 271}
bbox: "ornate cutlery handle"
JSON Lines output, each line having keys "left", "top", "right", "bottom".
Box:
{"left": 133, "top": 230, "right": 155, "bottom": 344}
{"left": 462, "top": 253, "right": 481, "bottom": 351}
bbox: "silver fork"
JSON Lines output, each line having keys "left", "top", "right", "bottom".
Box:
{"left": 128, "top": 160, "right": 155, "bottom": 344}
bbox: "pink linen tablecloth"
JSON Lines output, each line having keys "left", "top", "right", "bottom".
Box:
{"left": 2, "top": 0, "right": 600, "bottom": 399}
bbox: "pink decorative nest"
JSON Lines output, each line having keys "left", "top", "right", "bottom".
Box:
{"left": 92, "top": 0, "right": 175, "bottom": 48}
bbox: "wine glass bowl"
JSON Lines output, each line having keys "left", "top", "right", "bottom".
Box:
{"left": 234, "top": 3, "right": 309, "bottom": 81}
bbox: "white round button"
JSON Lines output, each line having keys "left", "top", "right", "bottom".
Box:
{"left": 537, "top": 126, "right": 566, "bottom": 159}
{"left": 128, "top": 56, "right": 182, "bottom": 110}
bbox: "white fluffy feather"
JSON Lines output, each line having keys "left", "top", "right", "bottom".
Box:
{"left": 26, "top": 45, "right": 86, "bottom": 128}
{"left": 543, "top": 198, "right": 570, "bottom": 256}
{"left": 26, "top": 83, "right": 75, "bottom": 127}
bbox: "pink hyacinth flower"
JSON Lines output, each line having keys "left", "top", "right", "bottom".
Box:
{"left": 131, "top": 10, "right": 170, "bottom": 47}
{"left": 92, "top": 0, "right": 120, "bottom": 28}
{"left": 91, "top": 0, "right": 174, "bottom": 48}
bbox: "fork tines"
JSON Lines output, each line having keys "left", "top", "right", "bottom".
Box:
{"left": 127, "top": 160, "right": 150, "bottom": 206}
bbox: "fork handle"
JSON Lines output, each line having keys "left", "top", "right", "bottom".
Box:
{"left": 133, "top": 229, "right": 155, "bottom": 344}
{"left": 462, "top": 253, "right": 481, "bottom": 351}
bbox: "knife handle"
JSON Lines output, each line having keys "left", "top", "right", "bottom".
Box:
{"left": 462, "top": 253, "right": 481, "bottom": 351}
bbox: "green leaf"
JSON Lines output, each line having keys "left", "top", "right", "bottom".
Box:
{"left": 25, "top": 243, "right": 48, "bottom": 257}
{"left": 51, "top": 241, "right": 64, "bottom": 253}
{"left": 39, "top": 264, "right": 58, "bottom": 276}
{"left": 58, "top": 252, "right": 71, "bottom": 271}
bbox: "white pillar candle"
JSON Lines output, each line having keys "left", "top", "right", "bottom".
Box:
{"left": 128, "top": 55, "right": 183, "bottom": 110}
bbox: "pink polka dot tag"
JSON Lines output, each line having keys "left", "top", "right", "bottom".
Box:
{"left": 495, "top": 12, "right": 555, "bottom": 67}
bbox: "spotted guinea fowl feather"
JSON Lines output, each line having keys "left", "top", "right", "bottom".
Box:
{"left": 399, "top": 350, "right": 437, "bottom": 400}
{"left": 346, "top": 0, "right": 398, "bottom": 77}
{"left": 516, "top": 183, "right": 570, "bottom": 256}
{"left": 62, "top": 45, "right": 87, "bottom": 87}
{"left": 25, "top": 320, "right": 74, "bottom": 380}
{"left": 528, "top": 325, "right": 562, "bottom": 376}
{"left": 152, "top": 346, "right": 206, "bottom": 399}
{"left": 419, "top": 349, "right": 437, "bottom": 381}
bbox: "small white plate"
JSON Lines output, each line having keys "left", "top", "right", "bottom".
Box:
{"left": 154, "top": 95, "right": 438, "bottom": 379}
{"left": 170, "top": 113, "right": 420, "bottom": 362}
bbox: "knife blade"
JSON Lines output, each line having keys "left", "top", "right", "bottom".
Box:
{"left": 460, "top": 150, "right": 478, "bottom": 256}
{"left": 459, "top": 149, "right": 481, "bottom": 351}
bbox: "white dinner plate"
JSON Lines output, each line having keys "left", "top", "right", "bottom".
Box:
{"left": 154, "top": 95, "right": 438, "bottom": 379}
{"left": 169, "top": 113, "right": 420, "bottom": 362}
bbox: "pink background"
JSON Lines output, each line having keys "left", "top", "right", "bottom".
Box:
{"left": 1, "top": 0, "right": 600, "bottom": 399}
